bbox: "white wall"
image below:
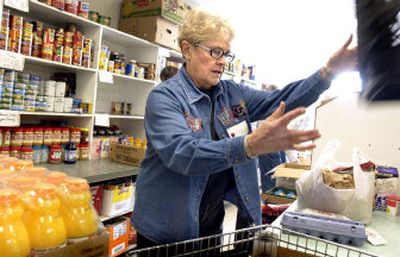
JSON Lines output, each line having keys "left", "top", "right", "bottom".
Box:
{"left": 85, "top": 0, "right": 122, "bottom": 29}
{"left": 191, "top": 0, "right": 357, "bottom": 88}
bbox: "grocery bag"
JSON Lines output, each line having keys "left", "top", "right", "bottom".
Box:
{"left": 341, "top": 148, "right": 375, "bottom": 224}
{"left": 296, "top": 140, "right": 375, "bottom": 224}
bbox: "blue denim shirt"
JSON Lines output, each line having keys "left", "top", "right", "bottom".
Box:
{"left": 132, "top": 67, "right": 330, "bottom": 244}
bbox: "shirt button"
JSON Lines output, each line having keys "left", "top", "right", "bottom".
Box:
{"left": 245, "top": 196, "right": 249, "bottom": 201}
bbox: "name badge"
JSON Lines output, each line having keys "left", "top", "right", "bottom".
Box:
{"left": 227, "top": 120, "right": 249, "bottom": 138}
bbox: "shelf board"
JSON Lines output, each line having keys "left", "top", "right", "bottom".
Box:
{"left": 25, "top": 56, "right": 97, "bottom": 72}
{"left": 100, "top": 208, "right": 133, "bottom": 222}
{"left": 107, "top": 114, "right": 145, "bottom": 120}
{"left": 112, "top": 73, "right": 156, "bottom": 85}
{"left": 102, "top": 25, "right": 157, "bottom": 48}
{"left": 1, "top": 110, "right": 93, "bottom": 117}
{"left": 29, "top": 0, "right": 100, "bottom": 31}
{"left": 38, "top": 159, "right": 140, "bottom": 184}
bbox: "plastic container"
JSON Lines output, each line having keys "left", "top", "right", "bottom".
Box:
{"left": 11, "top": 128, "right": 23, "bottom": 147}
{"left": 9, "top": 147, "right": 20, "bottom": 158}
{"left": 24, "top": 167, "right": 48, "bottom": 178}
{"left": 32, "top": 145, "right": 42, "bottom": 164}
{"left": 46, "top": 171, "right": 68, "bottom": 185}
{"left": 19, "top": 147, "right": 33, "bottom": 161}
{"left": 22, "top": 128, "right": 34, "bottom": 146}
{"left": 78, "top": 143, "right": 89, "bottom": 160}
{"left": 80, "top": 127, "right": 89, "bottom": 144}
{"left": 23, "top": 183, "right": 67, "bottom": 249}
{"left": 41, "top": 146, "right": 49, "bottom": 163}
{"left": 0, "top": 147, "right": 9, "bottom": 156}
{"left": 2, "top": 128, "right": 11, "bottom": 147}
{"left": 0, "top": 188, "right": 30, "bottom": 257}
{"left": 59, "top": 177, "right": 98, "bottom": 238}
{"left": 43, "top": 128, "right": 53, "bottom": 145}
{"left": 52, "top": 127, "right": 61, "bottom": 145}
{"left": 64, "top": 142, "right": 78, "bottom": 164}
{"left": 70, "top": 128, "right": 81, "bottom": 144}
{"left": 48, "top": 145, "right": 62, "bottom": 164}
{"left": 60, "top": 127, "right": 70, "bottom": 144}
{"left": 33, "top": 127, "right": 44, "bottom": 146}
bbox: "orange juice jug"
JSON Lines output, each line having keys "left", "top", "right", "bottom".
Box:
{"left": 59, "top": 177, "right": 98, "bottom": 238}
{"left": 0, "top": 188, "right": 30, "bottom": 257}
{"left": 23, "top": 183, "right": 66, "bottom": 250}
{"left": 45, "top": 171, "right": 68, "bottom": 185}
{"left": 23, "top": 167, "right": 48, "bottom": 179}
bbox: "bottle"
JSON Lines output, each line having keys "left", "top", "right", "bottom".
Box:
{"left": 0, "top": 188, "right": 30, "bottom": 257}
{"left": 23, "top": 183, "right": 66, "bottom": 250}
{"left": 64, "top": 142, "right": 78, "bottom": 164}
{"left": 59, "top": 177, "right": 98, "bottom": 238}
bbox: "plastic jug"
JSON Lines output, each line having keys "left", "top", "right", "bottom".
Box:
{"left": 59, "top": 177, "right": 98, "bottom": 238}
{"left": 0, "top": 188, "right": 30, "bottom": 257}
{"left": 23, "top": 183, "right": 66, "bottom": 250}
{"left": 45, "top": 171, "right": 68, "bottom": 184}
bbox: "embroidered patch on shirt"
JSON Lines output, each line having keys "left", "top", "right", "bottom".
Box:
{"left": 217, "top": 107, "right": 235, "bottom": 127}
{"left": 184, "top": 112, "right": 203, "bottom": 132}
{"left": 231, "top": 100, "right": 247, "bottom": 118}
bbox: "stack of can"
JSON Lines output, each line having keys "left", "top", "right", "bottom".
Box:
{"left": 1, "top": 70, "right": 15, "bottom": 110}
{"left": 8, "top": 15, "right": 23, "bottom": 53}
{"left": 0, "top": 9, "right": 10, "bottom": 50}
{"left": 11, "top": 72, "right": 29, "bottom": 111}
{"left": 24, "top": 75, "right": 40, "bottom": 112}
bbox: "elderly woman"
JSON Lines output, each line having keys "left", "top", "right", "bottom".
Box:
{"left": 132, "top": 8, "right": 357, "bottom": 252}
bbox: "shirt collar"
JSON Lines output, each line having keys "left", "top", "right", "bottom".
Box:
{"left": 178, "top": 66, "right": 223, "bottom": 105}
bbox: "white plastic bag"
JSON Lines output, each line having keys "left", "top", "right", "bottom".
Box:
{"left": 341, "top": 148, "right": 375, "bottom": 224}
{"left": 296, "top": 140, "right": 375, "bottom": 224}
{"left": 296, "top": 140, "right": 355, "bottom": 213}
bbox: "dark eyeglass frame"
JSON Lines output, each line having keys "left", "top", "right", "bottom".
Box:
{"left": 193, "top": 43, "right": 235, "bottom": 63}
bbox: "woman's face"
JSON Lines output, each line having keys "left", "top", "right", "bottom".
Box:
{"left": 184, "top": 35, "right": 231, "bottom": 90}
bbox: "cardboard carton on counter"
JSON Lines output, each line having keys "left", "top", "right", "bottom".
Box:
{"left": 261, "top": 163, "right": 310, "bottom": 204}
{"left": 32, "top": 229, "right": 109, "bottom": 257}
{"left": 110, "top": 143, "right": 146, "bottom": 167}
{"left": 119, "top": 16, "right": 180, "bottom": 51}
{"left": 121, "top": 0, "right": 191, "bottom": 25}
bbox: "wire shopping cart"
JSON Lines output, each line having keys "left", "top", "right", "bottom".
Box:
{"left": 127, "top": 224, "right": 379, "bottom": 257}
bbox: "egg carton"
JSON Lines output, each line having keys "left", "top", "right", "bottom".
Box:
{"left": 280, "top": 211, "right": 368, "bottom": 246}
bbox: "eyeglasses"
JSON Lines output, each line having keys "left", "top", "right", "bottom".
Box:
{"left": 194, "top": 43, "right": 235, "bottom": 63}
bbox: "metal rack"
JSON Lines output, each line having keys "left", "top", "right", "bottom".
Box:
{"left": 127, "top": 224, "right": 378, "bottom": 257}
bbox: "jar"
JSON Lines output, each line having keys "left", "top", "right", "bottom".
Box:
{"left": 48, "top": 145, "right": 62, "bottom": 164}
{"left": 0, "top": 147, "right": 9, "bottom": 156}
{"left": 22, "top": 128, "right": 34, "bottom": 146}
{"left": 52, "top": 128, "right": 61, "bottom": 145}
{"left": 70, "top": 128, "right": 81, "bottom": 144}
{"left": 10, "top": 147, "right": 20, "bottom": 158}
{"left": 19, "top": 147, "right": 33, "bottom": 161}
{"left": 60, "top": 128, "right": 70, "bottom": 144}
{"left": 41, "top": 146, "right": 49, "bottom": 163}
{"left": 11, "top": 128, "right": 23, "bottom": 147}
{"left": 32, "top": 145, "right": 42, "bottom": 164}
{"left": 78, "top": 143, "right": 89, "bottom": 160}
{"left": 0, "top": 128, "right": 2, "bottom": 146}
{"left": 43, "top": 128, "right": 53, "bottom": 145}
{"left": 33, "top": 127, "right": 44, "bottom": 146}
{"left": 80, "top": 128, "right": 89, "bottom": 144}
{"left": 2, "top": 128, "right": 11, "bottom": 147}
{"left": 125, "top": 59, "right": 136, "bottom": 77}
{"left": 64, "top": 142, "right": 77, "bottom": 164}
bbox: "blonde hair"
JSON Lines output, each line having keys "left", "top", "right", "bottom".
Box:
{"left": 178, "top": 8, "right": 235, "bottom": 47}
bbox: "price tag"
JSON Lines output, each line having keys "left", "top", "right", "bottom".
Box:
{"left": 95, "top": 114, "right": 110, "bottom": 127}
{"left": 98, "top": 70, "right": 114, "bottom": 84}
{"left": 0, "top": 50, "right": 25, "bottom": 71}
{"left": 0, "top": 111, "right": 20, "bottom": 127}
{"left": 4, "top": 0, "right": 29, "bottom": 12}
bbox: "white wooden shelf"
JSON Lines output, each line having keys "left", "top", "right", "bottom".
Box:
{"left": 102, "top": 25, "right": 157, "bottom": 48}
{"left": 108, "top": 114, "right": 144, "bottom": 120}
{"left": 112, "top": 73, "right": 156, "bottom": 85}
{"left": 25, "top": 56, "right": 97, "bottom": 73}
{"left": 2, "top": 110, "right": 93, "bottom": 117}
{"left": 100, "top": 208, "right": 133, "bottom": 222}
{"left": 29, "top": 0, "right": 100, "bottom": 30}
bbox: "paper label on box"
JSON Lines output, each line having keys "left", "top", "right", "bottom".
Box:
{"left": 112, "top": 185, "right": 133, "bottom": 203}
{"left": 112, "top": 222, "right": 128, "bottom": 240}
{"left": 5, "top": 0, "right": 29, "bottom": 12}
{"left": 95, "top": 114, "right": 110, "bottom": 127}
{"left": 0, "top": 111, "right": 20, "bottom": 127}
{"left": 111, "top": 242, "right": 126, "bottom": 256}
{"left": 0, "top": 50, "right": 25, "bottom": 71}
{"left": 98, "top": 70, "right": 114, "bottom": 84}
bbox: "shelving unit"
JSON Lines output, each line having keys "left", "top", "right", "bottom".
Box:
{"left": 100, "top": 208, "right": 133, "bottom": 222}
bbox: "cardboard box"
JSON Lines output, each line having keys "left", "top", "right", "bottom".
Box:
{"left": 261, "top": 163, "right": 310, "bottom": 204}
{"left": 121, "top": 0, "right": 190, "bottom": 25}
{"left": 102, "top": 183, "right": 135, "bottom": 217}
{"left": 110, "top": 143, "right": 146, "bottom": 167}
{"left": 33, "top": 229, "right": 109, "bottom": 257}
{"left": 118, "top": 16, "right": 180, "bottom": 50}
{"left": 105, "top": 216, "right": 131, "bottom": 257}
